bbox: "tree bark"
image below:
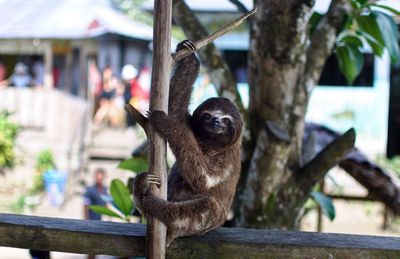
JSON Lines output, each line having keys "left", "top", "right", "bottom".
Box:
{"left": 235, "top": 0, "right": 354, "bottom": 228}
{"left": 340, "top": 160, "right": 400, "bottom": 215}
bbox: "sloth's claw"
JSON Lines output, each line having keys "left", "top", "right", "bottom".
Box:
{"left": 183, "top": 40, "right": 196, "bottom": 51}
{"left": 147, "top": 174, "right": 162, "bottom": 187}
{"left": 145, "top": 110, "right": 151, "bottom": 118}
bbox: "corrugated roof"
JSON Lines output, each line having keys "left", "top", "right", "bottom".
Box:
{"left": 143, "top": 0, "right": 253, "bottom": 13}
{"left": 142, "top": 0, "right": 327, "bottom": 13}
{"left": 0, "top": 0, "right": 153, "bottom": 40}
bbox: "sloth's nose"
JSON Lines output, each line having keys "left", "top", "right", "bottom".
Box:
{"left": 211, "top": 117, "right": 221, "bottom": 127}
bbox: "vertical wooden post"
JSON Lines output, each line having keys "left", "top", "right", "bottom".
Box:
{"left": 64, "top": 48, "right": 73, "bottom": 93}
{"left": 79, "top": 43, "right": 88, "bottom": 98}
{"left": 44, "top": 41, "right": 54, "bottom": 89}
{"left": 147, "top": 0, "right": 172, "bottom": 258}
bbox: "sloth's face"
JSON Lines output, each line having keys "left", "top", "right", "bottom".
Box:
{"left": 200, "top": 110, "right": 233, "bottom": 135}
{"left": 192, "top": 97, "right": 243, "bottom": 148}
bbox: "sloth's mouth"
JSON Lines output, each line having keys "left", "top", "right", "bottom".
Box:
{"left": 204, "top": 124, "right": 224, "bottom": 134}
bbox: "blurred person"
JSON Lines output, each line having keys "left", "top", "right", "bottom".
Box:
{"left": 83, "top": 168, "right": 109, "bottom": 220}
{"left": 137, "top": 66, "right": 151, "bottom": 93}
{"left": 52, "top": 66, "right": 60, "bottom": 87}
{"left": 32, "top": 58, "right": 45, "bottom": 87}
{"left": 102, "top": 65, "right": 113, "bottom": 95}
{"left": 112, "top": 79, "right": 127, "bottom": 126}
{"left": 88, "top": 61, "right": 102, "bottom": 97}
{"left": 0, "top": 62, "right": 6, "bottom": 88}
{"left": 8, "top": 62, "right": 33, "bottom": 88}
{"left": 93, "top": 75, "right": 117, "bottom": 126}
{"left": 83, "top": 168, "right": 110, "bottom": 259}
{"left": 121, "top": 64, "right": 149, "bottom": 113}
{"left": 0, "top": 62, "right": 6, "bottom": 81}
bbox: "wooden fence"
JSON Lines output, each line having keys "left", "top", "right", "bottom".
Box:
{"left": 0, "top": 213, "right": 399, "bottom": 258}
{"left": 0, "top": 87, "right": 87, "bottom": 133}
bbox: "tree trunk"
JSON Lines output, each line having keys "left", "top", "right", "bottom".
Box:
{"left": 235, "top": 0, "right": 354, "bottom": 229}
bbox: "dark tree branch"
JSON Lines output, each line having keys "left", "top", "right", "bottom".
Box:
{"left": 125, "top": 104, "right": 148, "bottom": 135}
{"left": 172, "top": 0, "right": 245, "bottom": 115}
{"left": 288, "top": 0, "right": 353, "bottom": 171}
{"left": 304, "top": 0, "right": 353, "bottom": 94}
{"left": 228, "top": 0, "right": 249, "bottom": 14}
{"left": 261, "top": 128, "right": 357, "bottom": 228}
{"left": 340, "top": 160, "right": 400, "bottom": 215}
{"left": 303, "top": 123, "right": 400, "bottom": 217}
{"left": 297, "top": 128, "right": 356, "bottom": 190}
{"left": 173, "top": 8, "right": 257, "bottom": 62}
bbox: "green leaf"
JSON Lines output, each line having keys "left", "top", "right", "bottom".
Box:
{"left": 89, "top": 205, "right": 124, "bottom": 219}
{"left": 336, "top": 44, "right": 364, "bottom": 84}
{"left": 357, "top": 30, "right": 385, "bottom": 57}
{"left": 118, "top": 157, "right": 148, "bottom": 173}
{"left": 309, "top": 12, "right": 323, "bottom": 36}
{"left": 311, "top": 191, "right": 336, "bottom": 221}
{"left": 355, "top": 0, "right": 368, "bottom": 6}
{"left": 370, "top": 4, "right": 400, "bottom": 16}
{"left": 356, "top": 12, "right": 385, "bottom": 50}
{"left": 265, "top": 193, "right": 276, "bottom": 214}
{"left": 110, "top": 179, "right": 133, "bottom": 216}
{"left": 339, "top": 35, "right": 363, "bottom": 48}
{"left": 373, "top": 11, "right": 400, "bottom": 63}
{"left": 351, "top": 0, "right": 368, "bottom": 9}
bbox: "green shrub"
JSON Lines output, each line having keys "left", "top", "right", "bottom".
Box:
{"left": 0, "top": 111, "right": 19, "bottom": 170}
{"left": 31, "top": 149, "right": 56, "bottom": 194}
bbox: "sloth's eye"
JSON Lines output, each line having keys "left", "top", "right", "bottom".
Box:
{"left": 222, "top": 118, "right": 230, "bottom": 124}
{"left": 203, "top": 113, "right": 211, "bottom": 119}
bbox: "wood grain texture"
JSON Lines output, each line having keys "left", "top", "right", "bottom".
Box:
{"left": 0, "top": 214, "right": 146, "bottom": 256}
{"left": 0, "top": 214, "right": 399, "bottom": 258}
{"left": 148, "top": 0, "right": 173, "bottom": 258}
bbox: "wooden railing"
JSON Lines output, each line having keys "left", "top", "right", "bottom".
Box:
{"left": 0, "top": 88, "right": 87, "bottom": 129}
{"left": 0, "top": 214, "right": 399, "bottom": 258}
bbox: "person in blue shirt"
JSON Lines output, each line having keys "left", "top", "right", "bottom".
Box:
{"left": 83, "top": 168, "right": 109, "bottom": 220}
{"left": 9, "top": 62, "right": 33, "bottom": 88}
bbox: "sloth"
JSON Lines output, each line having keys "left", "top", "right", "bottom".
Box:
{"left": 129, "top": 40, "right": 243, "bottom": 246}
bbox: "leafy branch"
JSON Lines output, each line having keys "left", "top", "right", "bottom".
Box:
{"left": 335, "top": 1, "right": 399, "bottom": 83}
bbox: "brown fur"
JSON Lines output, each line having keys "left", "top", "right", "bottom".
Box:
{"left": 132, "top": 40, "right": 243, "bottom": 246}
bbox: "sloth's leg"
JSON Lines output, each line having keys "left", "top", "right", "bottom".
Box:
{"left": 132, "top": 173, "right": 161, "bottom": 214}
{"left": 142, "top": 195, "right": 215, "bottom": 226}
{"left": 143, "top": 195, "right": 220, "bottom": 246}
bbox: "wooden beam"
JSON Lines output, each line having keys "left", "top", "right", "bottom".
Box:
{"left": 147, "top": 0, "right": 172, "bottom": 258}
{"left": 0, "top": 214, "right": 399, "bottom": 258}
{"left": 0, "top": 214, "right": 145, "bottom": 256}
